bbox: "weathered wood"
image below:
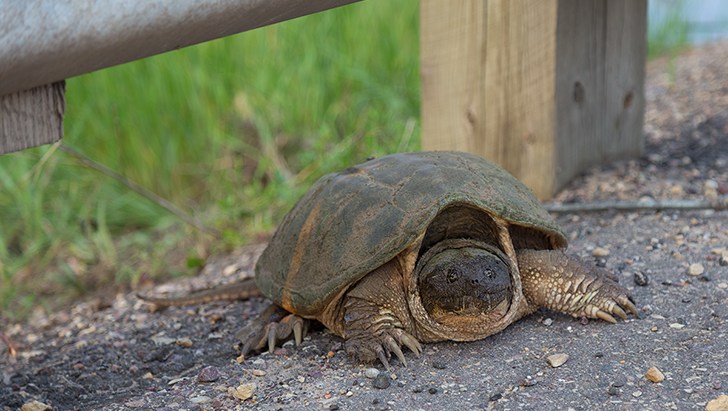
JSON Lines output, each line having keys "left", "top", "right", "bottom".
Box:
{"left": 421, "top": 0, "right": 647, "bottom": 199}
{"left": 0, "top": 0, "right": 360, "bottom": 96}
{"left": 0, "top": 82, "right": 65, "bottom": 154}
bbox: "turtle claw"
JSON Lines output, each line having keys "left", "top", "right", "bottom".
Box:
{"left": 596, "top": 310, "right": 617, "bottom": 324}
{"left": 400, "top": 333, "right": 422, "bottom": 358}
{"left": 612, "top": 306, "right": 628, "bottom": 320}
{"left": 621, "top": 297, "right": 639, "bottom": 316}
{"left": 384, "top": 335, "right": 408, "bottom": 367}
{"left": 235, "top": 304, "right": 307, "bottom": 358}
{"left": 293, "top": 321, "right": 303, "bottom": 346}
{"left": 345, "top": 328, "right": 421, "bottom": 369}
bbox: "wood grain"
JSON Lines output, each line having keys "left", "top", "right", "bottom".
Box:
{"left": 0, "top": 82, "right": 65, "bottom": 154}
{"left": 421, "top": 0, "right": 646, "bottom": 199}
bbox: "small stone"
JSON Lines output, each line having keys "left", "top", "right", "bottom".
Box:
{"left": 229, "top": 383, "right": 256, "bottom": 401}
{"left": 607, "top": 386, "right": 620, "bottom": 396}
{"left": 372, "top": 373, "right": 391, "bottom": 389}
{"left": 547, "top": 353, "right": 569, "bottom": 368}
{"left": 706, "top": 395, "right": 728, "bottom": 411}
{"left": 634, "top": 271, "right": 649, "bottom": 286}
{"left": 176, "top": 337, "right": 193, "bottom": 348}
{"left": 251, "top": 369, "right": 266, "bottom": 377}
{"left": 20, "top": 401, "right": 52, "bottom": 411}
{"left": 718, "top": 282, "right": 728, "bottom": 289}
{"left": 488, "top": 392, "right": 501, "bottom": 401}
{"left": 432, "top": 360, "right": 447, "bottom": 369}
{"left": 142, "top": 372, "right": 154, "bottom": 379}
{"left": 632, "top": 390, "right": 642, "bottom": 398}
{"left": 669, "top": 323, "right": 685, "bottom": 329}
{"left": 189, "top": 395, "right": 211, "bottom": 404}
{"left": 364, "top": 368, "right": 380, "bottom": 379}
{"left": 688, "top": 263, "right": 705, "bottom": 276}
{"left": 543, "top": 318, "right": 553, "bottom": 326}
{"left": 429, "top": 387, "right": 439, "bottom": 395}
{"left": 123, "top": 399, "right": 145, "bottom": 408}
{"left": 151, "top": 335, "right": 176, "bottom": 346}
{"left": 645, "top": 366, "right": 665, "bottom": 383}
{"left": 592, "top": 247, "right": 610, "bottom": 257}
{"left": 197, "top": 366, "right": 221, "bottom": 383}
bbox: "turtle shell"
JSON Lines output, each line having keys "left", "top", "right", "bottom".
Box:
{"left": 255, "top": 151, "right": 567, "bottom": 316}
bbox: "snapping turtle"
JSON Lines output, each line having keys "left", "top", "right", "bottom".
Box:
{"left": 141, "top": 151, "right": 636, "bottom": 368}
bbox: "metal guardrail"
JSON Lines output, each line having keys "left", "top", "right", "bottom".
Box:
{"left": 0, "top": 0, "right": 359, "bottom": 96}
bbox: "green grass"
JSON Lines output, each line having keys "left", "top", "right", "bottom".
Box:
{"left": 0, "top": 0, "right": 420, "bottom": 318}
{"left": 0, "top": 0, "right": 699, "bottom": 319}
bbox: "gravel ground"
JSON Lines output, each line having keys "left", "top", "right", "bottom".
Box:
{"left": 2, "top": 41, "right": 727, "bottom": 411}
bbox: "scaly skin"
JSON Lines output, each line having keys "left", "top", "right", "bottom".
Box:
{"left": 517, "top": 249, "right": 637, "bottom": 323}
{"left": 137, "top": 278, "right": 261, "bottom": 307}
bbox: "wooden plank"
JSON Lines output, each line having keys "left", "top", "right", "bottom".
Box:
{"left": 0, "top": 82, "right": 65, "bottom": 154}
{"left": 554, "top": 0, "right": 647, "bottom": 188}
{"left": 421, "top": 0, "right": 647, "bottom": 199}
{"left": 480, "top": 0, "right": 558, "bottom": 196}
{"left": 420, "top": 0, "right": 487, "bottom": 155}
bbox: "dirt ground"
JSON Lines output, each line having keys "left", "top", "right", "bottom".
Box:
{"left": 2, "top": 41, "right": 727, "bottom": 411}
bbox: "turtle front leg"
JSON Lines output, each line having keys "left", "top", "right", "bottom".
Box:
{"left": 517, "top": 249, "right": 638, "bottom": 323}
{"left": 236, "top": 304, "right": 309, "bottom": 357}
{"left": 342, "top": 260, "right": 422, "bottom": 370}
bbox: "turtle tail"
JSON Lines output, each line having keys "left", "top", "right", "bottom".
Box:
{"left": 137, "top": 278, "right": 262, "bottom": 307}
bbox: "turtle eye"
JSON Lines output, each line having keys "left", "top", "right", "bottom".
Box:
{"left": 446, "top": 269, "right": 459, "bottom": 283}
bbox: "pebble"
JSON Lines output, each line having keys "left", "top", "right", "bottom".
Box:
{"left": 688, "top": 263, "right": 705, "bottom": 276}
{"left": 429, "top": 387, "right": 439, "bottom": 395}
{"left": 20, "top": 401, "right": 52, "bottom": 411}
{"left": 669, "top": 323, "right": 685, "bottom": 329}
{"left": 592, "top": 247, "right": 610, "bottom": 257}
{"left": 607, "top": 386, "right": 620, "bottom": 396}
{"left": 432, "top": 360, "right": 447, "bottom": 369}
{"left": 634, "top": 271, "right": 649, "bottom": 286}
{"left": 229, "top": 383, "right": 256, "bottom": 401}
{"left": 547, "top": 353, "right": 569, "bottom": 368}
{"left": 706, "top": 395, "right": 728, "bottom": 411}
{"left": 189, "top": 395, "right": 211, "bottom": 404}
{"left": 175, "top": 337, "right": 193, "bottom": 348}
{"left": 645, "top": 366, "right": 665, "bottom": 383}
{"left": 718, "top": 282, "right": 728, "bottom": 289}
{"left": 197, "top": 366, "right": 221, "bottom": 383}
{"left": 543, "top": 318, "right": 553, "bottom": 326}
{"left": 251, "top": 369, "right": 266, "bottom": 377}
{"left": 632, "top": 390, "right": 642, "bottom": 398}
{"left": 364, "top": 368, "right": 380, "bottom": 379}
{"left": 372, "top": 373, "right": 391, "bottom": 389}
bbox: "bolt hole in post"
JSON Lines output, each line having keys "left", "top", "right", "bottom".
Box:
{"left": 623, "top": 91, "right": 634, "bottom": 109}
{"left": 572, "top": 81, "right": 585, "bottom": 103}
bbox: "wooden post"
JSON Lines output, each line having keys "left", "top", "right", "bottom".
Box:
{"left": 0, "top": 82, "right": 65, "bottom": 154}
{"left": 421, "top": 0, "right": 647, "bottom": 199}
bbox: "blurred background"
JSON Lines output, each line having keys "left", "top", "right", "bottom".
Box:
{"left": 0, "top": 0, "right": 725, "bottom": 318}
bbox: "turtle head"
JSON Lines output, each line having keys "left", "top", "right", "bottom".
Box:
{"left": 416, "top": 240, "right": 513, "bottom": 323}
